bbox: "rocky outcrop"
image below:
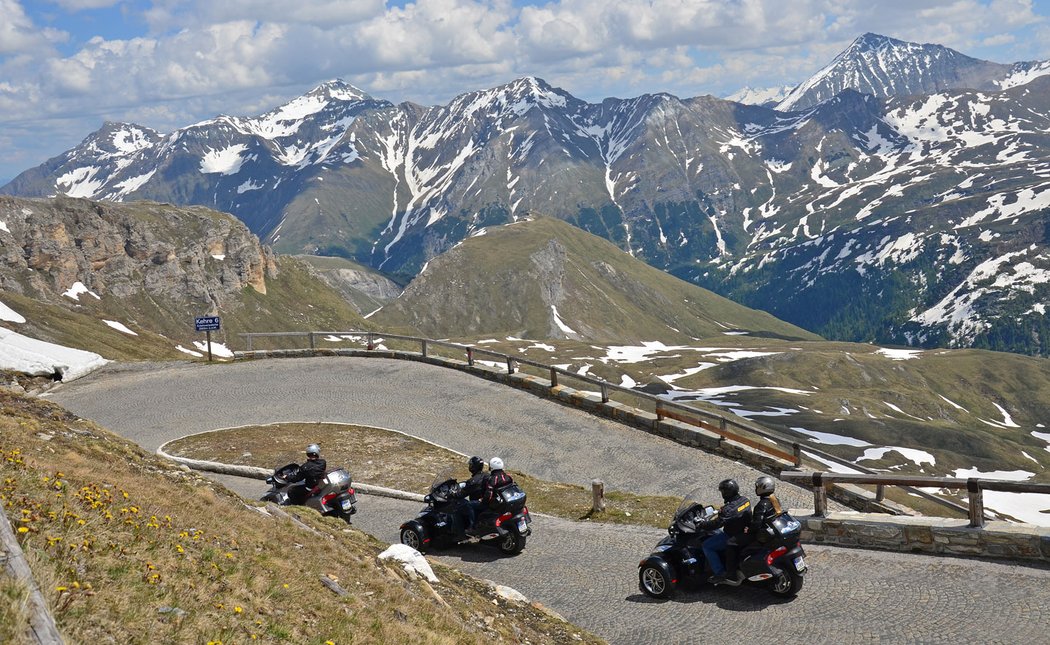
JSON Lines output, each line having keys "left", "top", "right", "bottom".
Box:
{"left": 0, "top": 196, "right": 277, "bottom": 312}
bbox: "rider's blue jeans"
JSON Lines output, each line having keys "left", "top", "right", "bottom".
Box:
{"left": 702, "top": 529, "right": 729, "bottom": 575}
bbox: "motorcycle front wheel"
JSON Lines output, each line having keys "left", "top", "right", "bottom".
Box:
{"left": 400, "top": 526, "right": 426, "bottom": 554}
{"left": 638, "top": 563, "right": 674, "bottom": 599}
{"left": 497, "top": 531, "right": 526, "bottom": 555}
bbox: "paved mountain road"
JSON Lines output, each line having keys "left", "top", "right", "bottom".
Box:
{"left": 48, "top": 358, "right": 1050, "bottom": 644}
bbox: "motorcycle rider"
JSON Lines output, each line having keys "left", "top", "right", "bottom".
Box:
{"left": 750, "top": 476, "right": 783, "bottom": 545}
{"left": 468, "top": 456, "right": 513, "bottom": 536}
{"left": 699, "top": 478, "right": 752, "bottom": 585}
{"left": 458, "top": 456, "right": 488, "bottom": 532}
{"left": 289, "top": 443, "right": 327, "bottom": 503}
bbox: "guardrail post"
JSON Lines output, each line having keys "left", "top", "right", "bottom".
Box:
{"left": 592, "top": 479, "right": 605, "bottom": 513}
{"left": 656, "top": 404, "right": 665, "bottom": 422}
{"left": 467, "top": 347, "right": 474, "bottom": 366}
{"left": 367, "top": 332, "right": 374, "bottom": 351}
{"left": 550, "top": 367, "right": 558, "bottom": 387}
{"left": 421, "top": 339, "right": 428, "bottom": 357}
{"left": 813, "top": 472, "right": 827, "bottom": 517}
{"left": 719, "top": 417, "right": 727, "bottom": 438}
{"left": 600, "top": 382, "right": 609, "bottom": 403}
{"left": 506, "top": 358, "right": 515, "bottom": 374}
{"left": 968, "top": 478, "right": 985, "bottom": 528}
{"left": 793, "top": 443, "right": 803, "bottom": 467}
{"left": 875, "top": 484, "right": 885, "bottom": 502}
{"left": 309, "top": 332, "right": 315, "bottom": 350}
{"left": 246, "top": 333, "right": 253, "bottom": 351}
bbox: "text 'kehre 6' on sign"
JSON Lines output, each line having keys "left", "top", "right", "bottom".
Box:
{"left": 194, "top": 316, "right": 221, "bottom": 332}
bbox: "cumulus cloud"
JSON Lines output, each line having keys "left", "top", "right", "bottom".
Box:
{"left": 0, "top": 0, "right": 1048, "bottom": 183}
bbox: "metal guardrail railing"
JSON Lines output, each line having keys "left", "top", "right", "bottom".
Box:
{"left": 237, "top": 330, "right": 975, "bottom": 518}
{"left": 782, "top": 471, "right": 1050, "bottom": 528}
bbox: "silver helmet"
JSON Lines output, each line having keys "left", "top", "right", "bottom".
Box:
{"left": 755, "top": 476, "right": 775, "bottom": 496}
{"left": 306, "top": 444, "right": 321, "bottom": 457}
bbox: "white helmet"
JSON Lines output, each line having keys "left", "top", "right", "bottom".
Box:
{"left": 489, "top": 457, "right": 504, "bottom": 471}
{"left": 306, "top": 444, "right": 320, "bottom": 457}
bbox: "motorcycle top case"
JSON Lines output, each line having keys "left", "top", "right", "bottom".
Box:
{"left": 766, "top": 512, "right": 803, "bottom": 542}
{"left": 494, "top": 484, "right": 526, "bottom": 510}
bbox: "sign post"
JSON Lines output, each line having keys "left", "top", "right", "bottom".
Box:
{"left": 194, "top": 316, "right": 221, "bottom": 361}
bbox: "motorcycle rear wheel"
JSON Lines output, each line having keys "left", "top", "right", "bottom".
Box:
{"left": 400, "top": 526, "right": 426, "bottom": 554}
{"left": 497, "top": 532, "right": 526, "bottom": 555}
{"left": 769, "top": 571, "right": 804, "bottom": 597}
{"left": 639, "top": 564, "right": 674, "bottom": 599}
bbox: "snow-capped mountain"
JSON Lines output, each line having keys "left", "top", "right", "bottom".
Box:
{"left": 725, "top": 85, "right": 792, "bottom": 107}
{"left": 776, "top": 33, "right": 1041, "bottom": 111}
{"left": 6, "top": 36, "right": 1050, "bottom": 356}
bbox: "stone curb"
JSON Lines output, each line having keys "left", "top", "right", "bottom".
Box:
{"left": 155, "top": 445, "right": 426, "bottom": 502}
{"left": 792, "top": 509, "right": 1050, "bottom": 564}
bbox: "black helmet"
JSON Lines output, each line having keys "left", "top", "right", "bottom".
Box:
{"left": 717, "top": 478, "right": 739, "bottom": 501}
{"left": 468, "top": 456, "right": 484, "bottom": 475}
{"left": 755, "top": 476, "right": 775, "bottom": 496}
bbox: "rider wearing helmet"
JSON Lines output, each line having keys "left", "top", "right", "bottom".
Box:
{"left": 750, "top": 476, "right": 783, "bottom": 545}
{"left": 299, "top": 443, "right": 328, "bottom": 488}
{"left": 458, "top": 456, "right": 489, "bottom": 531}
{"left": 700, "top": 478, "right": 752, "bottom": 585}
{"left": 468, "top": 457, "right": 514, "bottom": 537}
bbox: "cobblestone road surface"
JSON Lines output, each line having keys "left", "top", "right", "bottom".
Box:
{"left": 50, "top": 358, "right": 1050, "bottom": 644}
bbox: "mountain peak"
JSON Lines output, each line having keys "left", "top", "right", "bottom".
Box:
{"left": 851, "top": 33, "right": 904, "bottom": 51}
{"left": 306, "top": 79, "right": 372, "bottom": 102}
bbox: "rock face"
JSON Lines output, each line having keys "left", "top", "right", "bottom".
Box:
{"left": 0, "top": 195, "right": 277, "bottom": 312}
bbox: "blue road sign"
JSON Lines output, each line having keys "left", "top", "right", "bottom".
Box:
{"left": 195, "top": 316, "right": 221, "bottom": 332}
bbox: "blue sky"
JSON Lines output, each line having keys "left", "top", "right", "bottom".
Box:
{"left": 2, "top": 0, "right": 1050, "bottom": 183}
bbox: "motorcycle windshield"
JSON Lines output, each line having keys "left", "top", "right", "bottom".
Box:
{"left": 430, "top": 468, "right": 468, "bottom": 508}
{"left": 674, "top": 487, "right": 709, "bottom": 520}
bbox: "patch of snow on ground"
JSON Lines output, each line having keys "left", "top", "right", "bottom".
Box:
{"left": 211, "top": 254, "right": 226, "bottom": 260}
{"left": 0, "top": 327, "right": 109, "bottom": 380}
{"left": 0, "top": 300, "right": 26, "bottom": 323}
{"left": 602, "top": 342, "right": 686, "bottom": 363}
{"left": 884, "top": 401, "right": 925, "bottom": 421}
{"left": 1031, "top": 431, "right": 1050, "bottom": 452}
{"left": 856, "top": 447, "right": 935, "bottom": 466}
{"left": 791, "top": 427, "right": 872, "bottom": 447}
{"left": 63, "top": 282, "right": 100, "bottom": 301}
{"left": 551, "top": 305, "right": 577, "bottom": 335}
{"left": 952, "top": 467, "right": 1049, "bottom": 526}
{"left": 476, "top": 339, "right": 500, "bottom": 344}
{"left": 192, "top": 341, "right": 234, "bottom": 358}
{"left": 722, "top": 331, "right": 749, "bottom": 336}
{"left": 102, "top": 320, "right": 137, "bottom": 335}
{"left": 0, "top": 220, "right": 8, "bottom": 232}
{"left": 176, "top": 345, "right": 204, "bottom": 357}
{"left": 659, "top": 364, "right": 717, "bottom": 383}
{"left": 876, "top": 347, "right": 922, "bottom": 360}
{"left": 620, "top": 374, "right": 637, "bottom": 388}
{"left": 526, "top": 343, "right": 555, "bottom": 352}
{"left": 953, "top": 467, "right": 1034, "bottom": 481}
{"left": 992, "top": 402, "right": 1020, "bottom": 428}
{"left": 938, "top": 394, "right": 968, "bottom": 412}
{"left": 200, "top": 144, "right": 248, "bottom": 175}
{"left": 802, "top": 450, "right": 865, "bottom": 474}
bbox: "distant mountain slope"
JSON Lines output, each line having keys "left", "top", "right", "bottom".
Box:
{"left": 0, "top": 196, "right": 369, "bottom": 362}
{"left": 372, "top": 217, "right": 820, "bottom": 344}
{"left": 6, "top": 36, "right": 1050, "bottom": 356}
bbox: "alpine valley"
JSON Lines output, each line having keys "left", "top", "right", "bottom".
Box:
{"left": 6, "top": 33, "right": 1050, "bottom": 357}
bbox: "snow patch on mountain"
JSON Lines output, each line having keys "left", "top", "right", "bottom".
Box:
{"left": 200, "top": 145, "right": 248, "bottom": 175}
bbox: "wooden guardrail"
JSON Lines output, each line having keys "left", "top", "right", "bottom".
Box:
{"left": 0, "top": 505, "right": 64, "bottom": 643}
{"left": 236, "top": 330, "right": 973, "bottom": 518}
{"left": 782, "top": 471, "right": 1050, "bottom": 527}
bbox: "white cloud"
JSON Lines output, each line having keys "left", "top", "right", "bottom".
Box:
{"left": 0, "top": 0, "right": 1049, "bottom": 183}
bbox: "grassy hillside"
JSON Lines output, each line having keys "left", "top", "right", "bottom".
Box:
{"left": 373, "top": 217, "right": 820, "bottom": 344}
{"left": 0, "top": 390, "right": 600, "bottom": 644}
{"left": 1, "top": 255, "right": 371, "bottom": 362}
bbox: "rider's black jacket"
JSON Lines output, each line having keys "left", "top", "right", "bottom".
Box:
{"left": 461, "top": 471, "right": 488, "bottom": 501}
{"left": 298, "top": 458, "right": 327, "bottom": 489}
{"left": 701, "top": 493, "right": 752, "bottom": 540}
{"left": 749, "top": 493, "right": 782, "bottom": 544}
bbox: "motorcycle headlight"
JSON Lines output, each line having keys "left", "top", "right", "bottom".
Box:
{"left": 652, "top": 544, "right": 672, "bottom": 553}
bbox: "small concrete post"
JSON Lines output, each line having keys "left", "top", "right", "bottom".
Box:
{"left": 367, "top": 332, "right": 374, "bottom": 350}
{"left": 506, "top": 357, "right": 515, "bottom": 374}
{"left": 550, "top": 367, "right": 558, "bottom": 387}
{"left": 968, "top": 478, "right": 985, "bottom": 528}
{"left": 421, "top": 339, "right": 428, "bottom": 357}
{"left": 246, "top": 334, "right": 253, "bottom": 351}
{"left": 592, "top": 479, "right": 606, "bottom": 513}
{"left": 600, "top": 382, "right": 609, "bottom": 403}
{"left": 875, "top": 484, "right": 886, "bottom": 502}
{"left": 793, "top": 443, "right": 803, "bottom": 467}
{"left": 719, "top": 417, "right": 728, "bottom": 439}
{"left": 813, "top": 472, "right": 827, "bottom": 517}
{"left": 467, "top": 347, "right": 474, "bottom": 366}
{"left": 309, "top": 332, "right": 315, "bottom": 350}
